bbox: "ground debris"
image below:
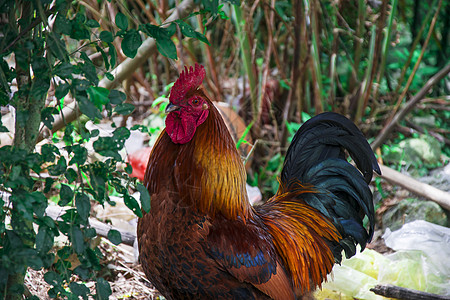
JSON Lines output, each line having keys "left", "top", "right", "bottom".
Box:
{"left": 25, "top": 238, "right": 162, "bottom": 299}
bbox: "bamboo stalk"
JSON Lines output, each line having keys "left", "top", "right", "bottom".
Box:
{"left": 355, "top": 25, "right": 376, "bottom": 122}
{"left": 309, "top": 0, "right": 324, "bottom": 113}
{"left": 357, "top": 0, "right": 389, "bottom": 122}
{"left": 279, "top": 0, "right": 302, "bottom": 151}
{"left": 232, "top": 3, "right": 259, "bottom": 122}
{"left": 349, "top": 0, "right": 365, "bottom": 93}
{"left": 373, "top": 0, "right": 398, "bottom": 100}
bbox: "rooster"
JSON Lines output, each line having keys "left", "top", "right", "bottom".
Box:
{"left": 137, "top": 64, "right": 380, "bottom": 299}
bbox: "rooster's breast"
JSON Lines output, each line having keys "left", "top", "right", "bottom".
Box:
{"left": 137, "top": 191, "right": 271, "bottom": 299}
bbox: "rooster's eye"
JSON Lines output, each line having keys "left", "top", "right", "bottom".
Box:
{"left": 192, "top": 98, "right": 199, "bottom": 105}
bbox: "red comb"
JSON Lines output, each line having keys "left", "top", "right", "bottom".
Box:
{"left": 169, "top": 64, "right": 206, "bottom": 104}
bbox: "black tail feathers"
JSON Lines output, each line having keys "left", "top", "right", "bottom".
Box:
{"left": 280, "top": 112, "right": 381, "bottom": 260}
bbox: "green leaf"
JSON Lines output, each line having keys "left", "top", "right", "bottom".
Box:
{"left": 137, "top": 183, "right": 151, "bottom": 213}
{"left": 70, "top": 282, "right": 90, "bottom": 298}
{"left": 109, "top": 90, "right": 126, "bottom": 105}
{"left": 156, "top": 37, "right": 177, "bottom": 59}
{"left": 174, "top": 20, "right": 210, "bottom": 45}
{"left": 73, "top": 79, "right": 90, "bottom": 92}
{"left": 59, "top": 183, "right": 74, "bottom": 206}
{"left": 54, "top": 14, "right": 72, "bottom": 35}
{"left": 87, "top": 86, "right": 110, "bottom": 109}
{"left": 175, "top": 20, "right": 196, "bottom": 38}
{"left": 124, "top": 194, "right": 142, "bottom": 217}
{"left": 47, "top": 32, "right": 69, "bottom": 61}
{"left": 99, "top": 31, "right": 114, "bottom": 43}
{"left": 130, "top": 124, "right": 149, "bottom": 134}
{"left": 113, "top": 127, "right": 131, "bottom": 144}
{"left": 121, "top": 29, "right": 142, "bottom": 58}
{"left": 29, "top": 192, "right": 47, "bottom": 218}
{"left": 195, "top": 31, "right": 210, "bottom": 45}
{"left": 125, "top": 163, "right": 133, "bottom": 174}
{"left": 107, "top": 229, "right": 122, "bottom": 245}
{"left": 90, "top": 129, "right": 100, "bottom": 138}
{"left": 75, "top": 13, "right": 86, "bottom": 24}
{"left": 44, "top": 271, "right": 63, "bottom": 286}
{"left": 48, "top": 156, "right": 67, "bottom": 176}
{"left": 93, "top": 137, "right": 122, "bottom": 160}
{"left": 32, "top": 76, "right": 51, "bottom": 100}
{"left": 96, "top": 278, "right": 112, "bottom": 300}
{"left": 140, "top": 24, "right": 177, "bottom": 59}
{"left": 32, "top": 57, "right": 49, "bottom": 76}
{"left": 78, "top": 96, "right": 102, "bottom": 120}
{"left": 69, "top": 144, "right": 88, "bottom": 165}
{"left": 44, "top": 177, "right": 55, "bottom": 193}
{"left": 55, "top": 83, "right": 70, "bottom": 99}
{"left": 114, "top": 103, "right": 135, "bottom": 115}
{"left": 76, "top": 193, "right": 91, "bottom": 221}
{"left": 95, "top": 45, "right": 110, "bottom": 70}
{"left": 115, "top": 12, "right": 128, "bottom": 30}
{"left": 70, "top": 226, "right": 85, "bottom": 254}
{"left": 85, "top": 227, "right": 96, "bottom": 238}
{"left": 236, "top": 121, "right": 253, "bottom": 149}
{"left": 105, "top": 72, "right": 114, "bottom": 81}
{"left": 41, "top": 143, "right": 59, "bottom": 163}
{"left": 41, "top": 107, "right": 58, "bottom": 129}
{"left": 63, "top": 123, "right": 74, "bottom": 144}
{"left": 108, "top": 43, "right": 117, "bottom": 68}
{"left": 65, "top": 168, "right": 78, "bottom": 183}
{"left": 70, "top": 20, "right": 90, "bottom": 40}
{"left": 80, "top": 61, "right": 99, "bottom": 85}
{"left": 54, "top": 62, "right": 73, "bottom": 79}
{"left": 80, "top": 51, "right": 93, "bottom": 65}
{"left": 36, "top": 226, "right": 54, "bottom": 254}
{"left": 165, "top": 23, "right": 177, "bottom": 36}
{"left": 86, "top": 19, "right": 100, "bottom": 28}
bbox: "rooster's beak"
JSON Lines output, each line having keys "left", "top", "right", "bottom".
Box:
{"left": 165, "top": 103, "right": 181, "bottom": 113}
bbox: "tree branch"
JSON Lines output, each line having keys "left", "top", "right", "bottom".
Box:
{"left": 45, "top": 206, "right": 136, "bottom": 246}
{"left": 370, "top": 284, "right": 450, "bottom": 300}
{"left": 379, "top": 164, "right": 450, "bottom": 211}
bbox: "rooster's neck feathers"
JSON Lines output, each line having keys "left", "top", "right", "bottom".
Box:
{"left": 146, "top": 97, "right": 250, "bottom": 220}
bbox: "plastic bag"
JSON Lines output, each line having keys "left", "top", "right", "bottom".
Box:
{"left": 315, "top": 220, "right": 450, "bottom": 299}
{"left": 382, "top": 220, "right": 450, "bottom": 295}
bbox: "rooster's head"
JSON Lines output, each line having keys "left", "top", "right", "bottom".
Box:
{"left": 165, "top": 64, "right": 210, "bottom": 144}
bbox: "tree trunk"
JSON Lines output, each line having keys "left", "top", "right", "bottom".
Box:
{"left": 6, "top": 1, "right": 46, "bottom": 298}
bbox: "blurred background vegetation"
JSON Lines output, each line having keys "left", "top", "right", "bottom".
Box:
{"left": 0, "top": 0, "right": 449, "bottom": 298}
